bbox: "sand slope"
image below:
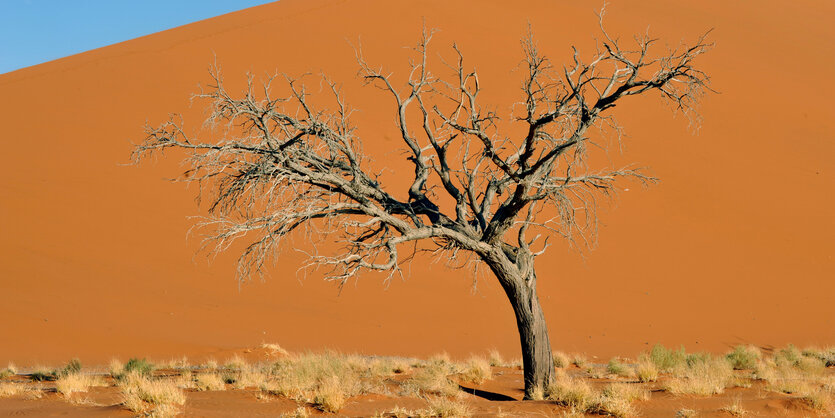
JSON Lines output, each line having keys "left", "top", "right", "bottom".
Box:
{"left": 0, "top": 0, "right": 833, "bottom": 365}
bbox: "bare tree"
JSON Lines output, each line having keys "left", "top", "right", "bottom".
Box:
{"left": 133, "top": 12, "right": 711, "bottom": 398}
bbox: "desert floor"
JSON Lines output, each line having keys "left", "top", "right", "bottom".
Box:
{"left": 1, "top": 344, "right": 833, "bottom": 417}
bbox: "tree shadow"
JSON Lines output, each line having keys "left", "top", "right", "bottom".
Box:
{"left": 458, "top": 384, "right": 517, "bottom": 401}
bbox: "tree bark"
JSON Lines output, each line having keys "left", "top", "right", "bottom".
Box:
{"left": 485, "top": 255, "right": 555, "bottom": 399}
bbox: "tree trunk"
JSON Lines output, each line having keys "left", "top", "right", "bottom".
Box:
{"left": 485, "top": 256, "right": 555, "bottom": 399}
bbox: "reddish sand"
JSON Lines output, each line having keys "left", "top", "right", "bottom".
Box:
{"left": 0, "top": 0, "right": 833, "bottom": 367}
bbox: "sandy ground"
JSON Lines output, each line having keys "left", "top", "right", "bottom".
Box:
{"left": 0, "top": 0, "right": 833, "bottom": 366}
{"left": 0, "top": 346, "right": 832, "bottom": 417}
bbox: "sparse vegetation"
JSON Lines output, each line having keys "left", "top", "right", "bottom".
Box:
{"left": 648, "top": 344, "right": 688, "bottom": 372}
{"left": 119, "top": 372, "right": 186, "bottom": 414}
{"left": 663, "top": 356, "right": 733, "bottom": 395}
{"left": 720, "top": 399, "right": 748, "bottom": 416}
{"left": 123, "top": 358, "right": 154, "bottom": 376}
{"left": 423, "top": 395, "right": 473, "bottom": 417}
{"left": 676, "top": 408, "right": 697, "bottom": 417}
{"left": 0, "top": 382, "right": 41, "bottom": 399}
{"left": 607, "top": 358, "right": 632, "bottom": 378}
{"left": 725, "top": 345, "right": 760, "bottom": 370}
{"left": 55, "top": 373, "right": 106, "bottom": 395}
{"left": 0, "top": 344, "right": 832, "bottom": 416}
{"left": 459, "top": 356, "right": 492, "bottom": 384}
{"left": 546, "top": 376, "right": 647, "bottom": 417}
{"left": 635, "top": 356, "right": 660, "bottom": 383}
{"left": 403, "top": 359, "right": 459, "bottom": 397}
{"left": 195, "top": 372, "right": 226, "bottom": 391}
{"left": 488, "top": 350, "right": 504, "bottom": 367}
{"left": 29, "top": 366, "right": 57, "bottom": 382}
{"left": 553, "top": 351, "right": 570, "bottom": 369}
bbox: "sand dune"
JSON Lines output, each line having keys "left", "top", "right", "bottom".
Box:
{"left": 0, "top": 0, "right": 833, "bottom": 366}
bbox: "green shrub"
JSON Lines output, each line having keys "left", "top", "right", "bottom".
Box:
{"left": 776, "top": 345, "right": 802, "bottom": 367}
{"left": 60, "top": 359, "right": 82, "bottom": 376}
{"left": 124, "top": 358, "right": 154, "bottom": 376}
{"left": 726, "top": 346, "right": 760, "bottom": 370}
{"left": 649, "top": 344, "right": 687, "bottom": 371}
{"left": 30, "top": 370, "right": 57, "bottom": 381}
{"left": 606, "top": 358, "right": 631, "bottom": 377}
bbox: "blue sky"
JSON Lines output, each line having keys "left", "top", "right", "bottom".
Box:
{"left": 0, "top": 0, "right": 275, "bottom": 74}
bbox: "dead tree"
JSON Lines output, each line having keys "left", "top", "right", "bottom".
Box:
{"left": 133, "top": 13, "right": 711, "bottom": 398}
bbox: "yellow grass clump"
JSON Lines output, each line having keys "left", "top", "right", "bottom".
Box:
{"left": 725, "top": 345, "right": 761, "bottom": 370}
{"left": 280, "top": 406, "right": 311, "bottom": 418}
{"left": 720, "top": 399, "right": 748, "bottom": 416}
{"left": 675, "top": 408, "right": 697, "bottom": 417}
{"left": 552, "top": 351, "right": 570, "bottom": 368}
{"left": 55, "top": 373, "right": 107, "bottom": 395}
{"left": 423, "top": 395, "right": 473, "bottom": 417}
{"left": 194, "top": 372, "right": 226, "bottom": 391}
{"left": 635, "top": 356, "right": 660, "bottom": 383}
{"left": 262, "top": 343, "right": 290, "bottom": 356}
{"left": 312, "top": 375, "right": 346, "bottom": 413}
{"left": 0, "top": 382, "right": 41, "bottom": 398}
{"left": 402, "top": 359, "right": 459, "bottom": 397}
{"left": 546, "top": 377, "right": 646, "bottom": 417}
{"left": 118, "top": 372, "right": 186, "bottom": 414}
{"left": 663, "top": 356, "right": 733, "bottom": 395}
{"left": 488, "top": 349, "right": 504, "bottom": 367}
{"left": 607, "top": 358, "right": 633, "bottom": 378}
{"left": 459, "top": 356, "right": 492, "bottom": 385}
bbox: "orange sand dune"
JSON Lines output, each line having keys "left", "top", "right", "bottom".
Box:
{"left": 0, "top": 0, "right": 833, "bottom": 365}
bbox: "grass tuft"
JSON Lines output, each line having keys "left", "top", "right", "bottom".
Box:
{"left": 663, "top": 356, "right": 733, "bottom": 395}
{"left": 552, "top": 351, "right": 570, "bottom": 369}
{"left": 725, "top": 346, "right": 760, "bottom": 370}
{"left": 119, "top": 372, "right": 185, "bottom": 414}
{"left": 459, "top": 356, "right": 492, "bottom": 385}
{"left": 55, "top": 373, "right": 106, "bottom": 395}
{"left": 423, "top": 395, "right": 473, "bottom": 417}
{"left": 607, "top": 358, "right": 633, "bottom": 378}
{"left": 194, "top": 373, "right": 226, "bottom": 391}
{"left": 720, "top": 399, "right": 748, "bottom": 416}
{"left": 312, "top": 375, "right": 346, "bottom": 413}
{"left": 123, "top": 358, "right": 154, "bottom": 376}
{"left": 635, "top": 356, "right": 660, "bottom": 383}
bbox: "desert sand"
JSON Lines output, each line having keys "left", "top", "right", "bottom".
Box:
{"left": 0, "top": 0, "right": 833, "bottom": 379}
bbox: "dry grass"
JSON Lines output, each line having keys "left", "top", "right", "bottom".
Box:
{"left": 663, "top": 356, "right": 733, "bottom": 395}
{"left": 423, "top": 395, "right": 473, "bottom": 417}
{"left": 173, "top": 370, "right": 195, "bottom": 389}
{"left": 108, "top": 359, "right": 123, "bottom": 378}
{"left": 258, "top": 351, "right": 399, "bottom": 412}
{"left": 459, "top": 356, "right": 492, "bottom": 384}
{"left": 720, "top": 399, "right": 748, "bottom": 416}
{"left": 280, "top": 406, "right": 311, "bottom": 418}
{"left": 488, "top": 350, "right": 504, "bottom": 367}
{"left": 55, "top": 373, "right": 107, "bottom": 395}
{"left": 546, "top": 376, "right": 646, "bottom": 417}
{"left": 403, "top": 359, "right": 459, "bottom": 397}
{"left": 0, "top": 382, "right": 41, "bottom": 398}
{"left": 194, "top": 372, "right": 226, "bottom": 391}
{"left": 0, "top": 363, "right": 16, "bottom": 379}
{"left": 571, "top": 354, "right": 589, "bottom": 369}
{"left": 553, "top": 351, "right": 570, "bottom": 369}
{"left": 119, "top": 372, "right": 186, "bottom": 414}
{"left": 676, "top": 408, "right": 697, "bottom": 417}
{"left": 262, "top": 343, "right": 289, "bottom": 356}
{"left": 635, "top": 356, "right": 660, "bottom": 383}
{"left": 725, "top": 345, "right": 761, "bottom": 370}
{"left": 312, "top": 375, "right": 345, "bottom": 413}
{"left": 607, "top": 358, "right": 633, "bottom": 378}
